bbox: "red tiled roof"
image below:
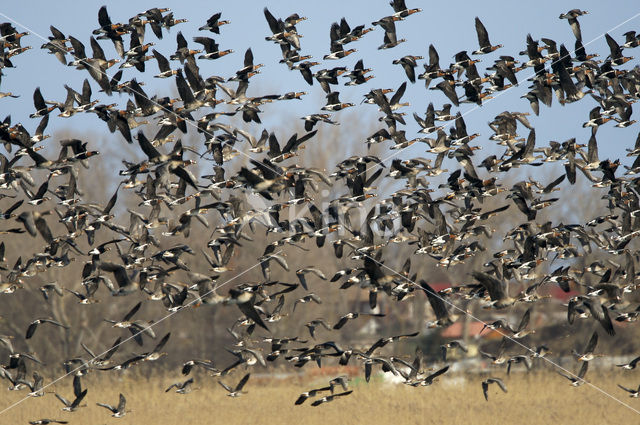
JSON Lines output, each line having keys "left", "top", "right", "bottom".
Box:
{"left": 441, "top": 321, "right": 487, "bottom": 338}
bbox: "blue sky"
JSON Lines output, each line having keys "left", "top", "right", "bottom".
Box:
{"left": 1, "top": 1, "right": 639, "bottom": 167}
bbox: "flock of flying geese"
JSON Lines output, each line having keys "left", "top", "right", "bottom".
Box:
{"left": 1, "top": 0, "right": 640, "bottom": 421}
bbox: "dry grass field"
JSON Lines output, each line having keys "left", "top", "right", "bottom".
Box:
{"left": 2, "top": 369, "right": 639, "bottom": 424}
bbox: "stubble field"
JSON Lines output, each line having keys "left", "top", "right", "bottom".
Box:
{"left": 2, "top": 369, "right": 639, "bottom": 424}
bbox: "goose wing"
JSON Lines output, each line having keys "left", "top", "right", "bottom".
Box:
{"left": 419, "top": 280, "right": 450, "bottom": 321}
{"left": 474, "top": 17, "right": 491, "bottom": 49}
{"left": 218, "top": 380, "right": 233, "bottom": 392}
{"left": 97, "top": 402, "right": 117, "bottom": 413}
{"left": 70, "top": 389, "right": 87, "bottom": 409}
{"left": 472, "top": 271, "right": 508, "bottom": 302}
{"left": 583, "top": 299, "right": 615, "bottom": 336}
{"left": 122, "top": 301, "right": 142, "bottom": 322}
{"left": 584, "top": 331, "right": 598, "bottom": 354}
{"left": 235, "top": 373, "right": 251, "bottom": 391}
{"left": 116, "top": 394, "right": 126, "bottom": 413}
{"left": 575, "top": 361, "right": 588, "bottom": 380}
{"left": 515, "top": 307, "right": 532, "bottom": 332}
{"left": 55, "top": 393, "right": 70, "bottom": 407}
{"left": 618, "top": 384, "right": 636, "bottom": 394}
{"left": 151, "top": 332, "right": 171, "bottom": 353}
{"left": 425, "top": 365, "right": 449, "bottom": 384}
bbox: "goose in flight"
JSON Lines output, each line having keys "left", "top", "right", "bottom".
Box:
{"left": 292, "top": 293, "right": 322, "bottom": 312}
{"left": 421, "top": 365, "right": 450, "bottom": 386}
{"left": 26, "top": 318, "right": 68, "bottom": 339}
{"left": 310, "top": 390, "right": 353, "bottom": 406}
{"left": 559, "top": 9, "right": 588, "bottom": 41}
{"left": 472, "top": 271, "right": 516, "bottom": 309}
{"left": 616, "top": 355, "right": 640, "bottom": 370}
{"left": 218, "top": 373, "right": 250, "bottom": 397}
{"left": 420, "top": 281, "right": 464, "bottom": 327}
{"left": 96, "top": 393, "right": 128, "bottom": 417}
{"left": 473, "top": 17, "right": 502, "bottom": 54}
{"left": 333, "top": 312, "right": 385, "bottom": 330}
{"left": 295, "top": 385, "right": 332, "bottom": 405}
{"left": 482, "top": 378, "right": 508, "bottom": 401}
{"left": 165, "top": 377, "right": 195, "bottom": 394}
{"left": 572, "top": 331, "right": 600, "bottom": 362}
{"left": 557, "top": 362, "right": 589, "bottom": 386}
{"left": 480, "top": 337, "right": 509, "bottom": 365}
{"left": 55, "top": 376, "right": 87, "bottom": 412}
{"left": 618, "top": 383, "right": 640, "bottom": 397}
{"left": 441, "top": 340, "right": 468, "bottom": 362}
{"left": 182, "top": 359, "right": 219, "bottom": 376}
{"left": 511, "top": 307, "right": 535, "bottom": 338}
{"left": 305, "top": 319, "right": 332, "bottom": 339}
{"left": 295, "top": 267, "right": 327, "bottom": 290}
